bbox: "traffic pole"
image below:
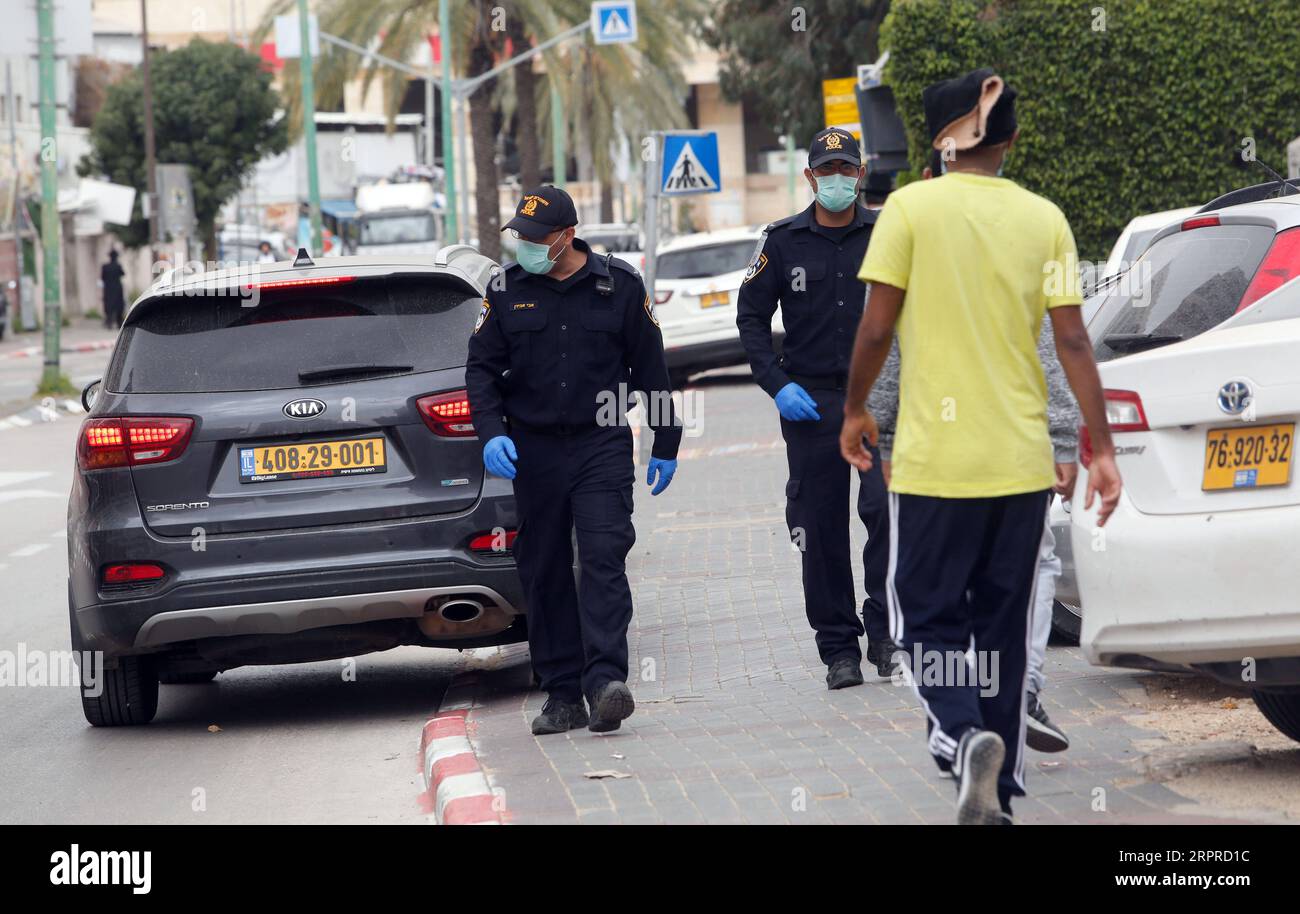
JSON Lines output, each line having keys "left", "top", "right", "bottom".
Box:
{"left": 438, "top": 0, "right": 458, "bottom": 243}
{"left": 551, "top": 81, "right": 566, "bottom": 189}
{"left": 36, "top": 0, "right": 60, "bottom": 387}
{"left": 140, "top": 0, "right": 158, "bottom": 264}
{"left": 296, "top": 0, "right": 322, "bottom": 254}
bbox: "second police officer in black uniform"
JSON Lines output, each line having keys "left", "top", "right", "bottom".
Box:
{"left": 737, "top": 128, "right": 900, "bottom": 690}
{"left": 466, "top": 186, "right": 682, "bottom": 736}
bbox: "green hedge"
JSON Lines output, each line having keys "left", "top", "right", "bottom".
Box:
{"left": 880, "top": 0, "right": 1300, "bottom": 260}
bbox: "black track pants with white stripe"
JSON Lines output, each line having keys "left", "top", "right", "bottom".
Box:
{"left": 887, "top": 489, "right": 1051, "bottom": 807}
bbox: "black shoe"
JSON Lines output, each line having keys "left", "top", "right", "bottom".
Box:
{"left": 587, "top": 681, "right": 635, "bottom": 733}
{"left": 954, "top": 729, "right": 1005, "bottom": 825}
{"left": 866, "top": 638, "right": 903, "bottom": 678}
{"left": 530, "top": 697, "right": 589, "bottom": 735}
{"left": 826, "top": 657, "right": 865, "bottom": 690}
{"left": 1025, "top": 692, "right": 1070, "bottom": 753}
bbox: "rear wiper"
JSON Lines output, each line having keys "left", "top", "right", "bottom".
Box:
{"left": 1101, "top": 332, "right": 1185, "bottom": 352}
{"left": 298, "top": 363, "right": 413, "bottom": 383}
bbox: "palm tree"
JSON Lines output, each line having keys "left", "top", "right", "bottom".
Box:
{"left": 256, "top": 0, "right": 705, "bottom": 256}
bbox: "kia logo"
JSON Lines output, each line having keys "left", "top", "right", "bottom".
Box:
{"left": 283, "top": 398, "right": 326, "bottom": 420}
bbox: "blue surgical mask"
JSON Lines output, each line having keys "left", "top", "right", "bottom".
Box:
{"left": 516, "top": 235, "right": 567, "bottom": 274}
{"left": 814, "top": 174, "right": 860, "bottom": 212}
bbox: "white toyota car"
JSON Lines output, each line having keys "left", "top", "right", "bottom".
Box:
{"left": 1071, "top": 183, "right": 1300, "bottom": 743}
{"left": 650, "top": 228, "right": 784, "bottom": 388}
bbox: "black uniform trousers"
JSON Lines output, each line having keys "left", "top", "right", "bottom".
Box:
{"left": 887, "top": 488, "right": 1051, "bottom": 810}
{"left": 780, "top": 386, "right": 892, "bottom": 666}
{"left": 510, "top": 422, "right": 636, "bottom": 704}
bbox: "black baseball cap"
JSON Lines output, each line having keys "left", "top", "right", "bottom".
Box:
{"left": 923, "top": 68, "right": 1018, "bottom": 152}
{"left": 502, "top": 185, "right": 578, "bottom": 237}
{"left": 807, "top": 127, "right": 862, "bottom": 170}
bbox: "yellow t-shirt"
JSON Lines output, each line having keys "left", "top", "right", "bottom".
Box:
{"left": 857, "top": 172, "right": 1082, "bottom": 498}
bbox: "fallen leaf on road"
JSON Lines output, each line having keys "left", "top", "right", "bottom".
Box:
{"left": 584, "top": 769, "right": 632, "bottom": 780}
{"left": 207, "top": 725, "right": 222, "bottom": 733}
{"left": 1221, "top": 698, "right": 1238, "bottom": 710}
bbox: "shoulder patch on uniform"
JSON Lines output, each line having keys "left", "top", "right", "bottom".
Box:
{"left": 474, "top": 298, "right": 491, "bottom": 333}
{"left": 743, "top": 252, "right": 769, "bottom": 285}
{"left": 643, "top": 294, "right": 660, "bottom": 328}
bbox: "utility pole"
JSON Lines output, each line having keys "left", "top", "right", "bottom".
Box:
{"left": 296, "top": 0, "right": 322, "bottom": 254}
{"left": 140, "top": 0, "right": 158, "bottom": 263}
{"left": 438, "top": 0, "right": 457, "bottom": 244}
{"left": 551, "top": 81, "right": 566, "bottom": 188}
{"left": 36, "top": 0, "right": 60, "bottom": 387}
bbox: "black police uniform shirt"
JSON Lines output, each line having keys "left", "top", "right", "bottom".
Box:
{"left": 736, "top": 202, "right": 877, "bottom": 397}
{"left": 466, "top": 238, "right": 682, "bottom": 460}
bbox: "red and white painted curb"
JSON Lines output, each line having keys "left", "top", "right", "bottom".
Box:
{"left": 1, "top": 339, "right": 116, "bottom": 360}
{"left": 419, "top": 672, "right": 502, "bottom": 825}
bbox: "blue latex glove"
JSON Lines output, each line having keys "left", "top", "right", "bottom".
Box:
{"left": 483, "top": 435, "right": 518, "bottom": 480}
{"left": 647, "top": 457, "right": 677, "bottom": 496}
{"left": 774, "top": 382, "right": 821, "bottom": 422}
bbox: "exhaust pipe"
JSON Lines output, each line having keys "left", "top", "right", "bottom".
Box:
{"left": 417, "top": 595, "right": 508, "bottom": 639}
{"left": 438, "top": 599, "right": 484, "bottom": 623}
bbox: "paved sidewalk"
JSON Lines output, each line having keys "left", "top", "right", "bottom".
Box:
{"left": 456, "top": 372, "right": 1278, "bottom": 825}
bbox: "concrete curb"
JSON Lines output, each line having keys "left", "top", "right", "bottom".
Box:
{"left": 419, "top": 671, "right": 502, "bottom": 825}
{"left": 0, "top": 398, "right": 84, "bottom": 431}
{"left": 0, "top": 339, "right": 115, "bottom": 360}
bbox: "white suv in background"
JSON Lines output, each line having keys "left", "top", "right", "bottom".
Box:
{"left": 650, "top": 228, "right": 784, "bottom": 388}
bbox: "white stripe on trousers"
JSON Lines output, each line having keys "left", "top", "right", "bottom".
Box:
{"left": 885, "top": 491, "right": 957, "bottom": 762}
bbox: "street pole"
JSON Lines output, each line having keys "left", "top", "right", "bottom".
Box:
{"left": 642, "top": 131, "right": 660, "bottom": 297}
{"left": 551, "top": 80, "right": 566, "bottom": 189}
{"left": 456, "top": 92, "right": 470, "bottom": 244}
{"left": 296, "top": 0, "right": 322, "bottom": 254}
{"left": 36, "top": 0, "right": 60, "bottom": 386}
{"left": 786, "top": 131, "right": 796, "bottom": 212}
{"left": 438, "top": 0, "right": 457, "bottom": 244}
{"left": 140, "top": 0, "right": 158, "bottom": 264}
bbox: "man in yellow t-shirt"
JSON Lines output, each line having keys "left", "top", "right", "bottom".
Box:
{"left": 839, "top": 69, "right": 1122, "bottom": 825}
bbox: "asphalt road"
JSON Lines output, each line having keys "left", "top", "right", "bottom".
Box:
{"left": 0, "top": 365, "right": 459, "bottom": 824}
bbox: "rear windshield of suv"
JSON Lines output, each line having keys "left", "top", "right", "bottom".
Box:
{"left": 107, "top": 276, "right": 481, "bottom": 393}
{"left": 1091, "top": 223, "right": 1274, "bottom": 362}
{"left": 657, "top": 240, "right": 757, "bottom": 280}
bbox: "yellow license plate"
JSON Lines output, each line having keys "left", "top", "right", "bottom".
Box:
{"left": 699, "top": 291, "right": 730, "bottom": 309}
{"left": 1202, "top": 423, "right": 1294, "bottom": 491}
{"left": 239, "top": 437, "right": 387, "bottom": 484}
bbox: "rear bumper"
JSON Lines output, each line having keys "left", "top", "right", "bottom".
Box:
{"left": 664, "top": 332, "right": 780, "bottom": 372}
{"left": 1072, "top": 467, "right": 1300, "bottom": 683}
{"left": 73, "top": 558, "right": 526, "bottom": 658}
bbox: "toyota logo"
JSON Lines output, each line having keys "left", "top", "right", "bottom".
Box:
{"left": 283, "top": 398, "right": 326, "bottom": 420}
{"left": 1216, "top": 380, "right": 1252, "bottom": 416}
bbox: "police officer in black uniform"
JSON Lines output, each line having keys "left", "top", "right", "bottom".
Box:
{"left": 466, "top": 186, "right": 682, "bottom": 735}
{"left": 737, "top": 128, "right": 899, "bottom": 690}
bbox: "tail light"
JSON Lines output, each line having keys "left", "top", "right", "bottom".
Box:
{"left": 78, "top": 417, "right": 195, "bottom": 470}
{"left": 1237, "top": 227, "right": 1300, "bottom": 313}
{"left": 1080, "top": 389, "right": 1148, "bottom": 467}
{"left": 1181, "top": 215, "right": 1220, "bottom": 231}
{"left": 654, "top": 290, "right": 674, "bottom": 305}
{"left": 244, "top": 275, "right": 355, "bottom": 291}
{"left": 417, "top": 390, "right": 475, "bottom": 437}
{"left": 469, "top": 529, "right": 518, "bottom": 553}
{"left": 102, "top": 563, "right": 166, "bottom": 585}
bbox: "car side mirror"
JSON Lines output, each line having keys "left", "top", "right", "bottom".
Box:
{"left": 81, "top": 379, "right": 102, "bottom": 413}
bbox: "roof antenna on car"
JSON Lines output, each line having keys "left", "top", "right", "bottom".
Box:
{"left": 293, "top": 247, "right": 315, "bottom": 268}
{"left": 1249, "top": 157, "right": 1298, "bottom": 198}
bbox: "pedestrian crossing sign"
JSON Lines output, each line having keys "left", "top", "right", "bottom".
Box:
{"left": 591, "top": 1, "right": 638, "bottom": 45}
{"left": 660, "top": 132, "right": 722, "bottom": 196}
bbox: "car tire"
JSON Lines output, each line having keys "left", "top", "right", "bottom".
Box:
{"left": 158, "top": 670, "right": 218, "bottom": 685}
{"left": 1049, "top": 600, "right": 1082, "bottom": 646}
{"left": 81, "top": 656, "right": 159, "bottom": 727}
{"left": 1252, "top": 689, "right": 1300, "bottom": 743}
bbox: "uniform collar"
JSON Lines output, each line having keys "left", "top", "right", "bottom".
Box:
{"left": 792, "top": 202, "right": 873, "bottom": 236}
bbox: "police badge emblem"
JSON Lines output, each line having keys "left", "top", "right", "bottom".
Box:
{"left": 643, "top": 294, "right": 660, "bottom": 328}
{"left": 743, "top": 252, "right": 768, "bottom": 284}
{"left": 474, "top": 299, "right": 490, "bottom": 333}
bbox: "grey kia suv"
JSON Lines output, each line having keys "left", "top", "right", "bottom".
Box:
{"left": 68, "top": 246, "right": 530, "bottom": 726}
